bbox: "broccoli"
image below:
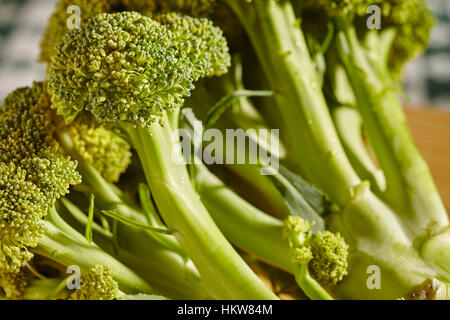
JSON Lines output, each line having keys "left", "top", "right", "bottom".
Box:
{"left": 2, "top": 0, "right": 447, "bottom": 301}
{"left": 66, "top": 122, "right": 131, "bottom": 183}
{"left": 0, "top": 83, "right": 158, "bottom": 296}
{"left": 191, "top": 158, "right": 349, "bottom": 300}
{"left": 48, "top": 11, "right": 277, "bottom": 300}
{"left": 69, "top": 265, "right": 120, "bottom": 300}
{"left": 1, "top": 263, "right": 134, "bottom": 300}
{"left": 39, "top": 0, "right": 115, "bottom": 63}
{"left": 283, "top": 216, "right": 348, "bottom": 299}
{"left": 293, "top": 2, "right": 450, "bottom": 298}
{"left": 177, "top": 0, "right": 448, "bottom": 299}
{"left": 300, "top": 0, "right": 447, "bottom": 234}
{"left": 0, "top": 83, "right": 213, "bottom": 300}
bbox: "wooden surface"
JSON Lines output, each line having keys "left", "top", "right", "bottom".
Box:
{"left": 404, "top": 107, "right": 450, "bottom": 211}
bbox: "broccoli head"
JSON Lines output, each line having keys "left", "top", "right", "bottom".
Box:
{"left": 303, "top": 0, "right": 434, "bottom": 73}
{"left": 0, "top": 83, "right": 81, "bottom": 271}
{"left": 49, "top": 11, "right": 230, "bottom": 127}
{"left": 153, "top": 12, "right": 230, "bottom": 79}
{"left": 40, "top": 0, "right": 114, "bottom": 63}
{"left": 67, "top": 122, "right": 132, "bottom": 183}
{"left": 0, "top": 263, "right": 27, "bottom": 299}
{"left": 381, "top": 0, "right": 434, "bottom": 73}
{"left": 49, "top": 12, "right": 195, "bottom": 127}
{"left": 69, "top": 265, "right": 120, "bottom": 300}
{"left": 283, "top": 216, "right": 349, "bottom": 299}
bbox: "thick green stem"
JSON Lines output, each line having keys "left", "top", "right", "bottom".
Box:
{"left": 332, "top": 106, "right": 386, "bottom": 194}
{"left": 189, "top": 80, "right": 290, "bottom": 217}
{"left": 34, "top": 208, "right": 153, "bottom": 295}
{"left": 293, "top": 263, "right": 333, "bottom": 300}
{"left": 193, "top": 163, "right": 291, "bottom": 272}
{"left": 225, "top": 0, "right": 360, "bottom": 206}
{"left": 123, "top": 120, "right": 277, "bottom": 300}
{"left": 23, "top": 278, "right": 69, "bottom": 300}
{"left": 57, "top": 129, "right": 183, "bottom": 254}
{"left": 334, "top": 19, "right": 448, "bottom": 233}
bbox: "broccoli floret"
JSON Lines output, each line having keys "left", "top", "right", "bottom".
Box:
{"left": 69, "top": 265, "right": 120, "bottom": 300}
{"left": 0, "top": 163, "right": 47, "bottom": 272}
{"left": 153, "top": 12, "right": 231, "bottom": 79}
{"left": 49, "top": 12, "right": 195, "bottom": 127}
{"left": 0, "top": 84, "right": 81, "bottom": 271}
{"left": 39, "top": 0, "right": 114, "bottom": 63}
{"left": 0, "top": 263, "right": 27, "bottom": 299}
{"left": 309, "top": 231, "right": 349, "bottom": 286}
{"left": 48, "top": 11, "right": 276, "bottom": 300}
{"left": 381, "top": 0, "right": 434, "bottom": 73}
{"left": 67, "top": 123, "right": 131, "bottom": 183}
{"left": 283, "top": 216, "right": 348, "bottom": 299}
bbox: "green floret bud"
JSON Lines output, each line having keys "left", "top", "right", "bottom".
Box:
{"left": 283, "top": 216, "right": 313, "bottom": 249}
{"left": 39, "top": 0, "right": 113, "bottom": 63}
{"left": 0, "top": 83, "right": 81, "bottom": 271}
{"left": 381, "top": 0, "right": 434, "bottom": 73}
{"left": 153, "top": 12, "right": 231, "bottom": 79}
{"left": 0, "top": 83, "right": 82, "bottom": 203}
{"left": 0, "top": 263, "right": 27, "bottom": 299}
{"left": 283, "top": 216, "right": 349, "bottom": 286}
{"left": 21, "top": 151, "right": 81, "bottom": 206}
{"left": 69, "top": 265, "right": 119, "bottom": 300}
{"left": 0, "top": 163, "right": 46, "bottom": 272}
{"left": 67, "top": 123, "right": 132, "bottom": 182}
{"left": 49, "top": 11, "right": 195, "bottom": 127}
{"left": 310, "top": 231, "right": 349, "bottom": 286}
{"left": 292, "top": 247, "right": 314, "bottom": 264}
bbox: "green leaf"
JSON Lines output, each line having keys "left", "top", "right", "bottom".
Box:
{"left": 138, "top": 183, "right": 164, "bottom": 228}
{"left": 204, "top": 89, "right": 273, "bottom": 128}
{"left": 265, "top": 164, "right": 331, "bottom": 233}
{"left": 101, "top": 210, "right": 172, "bottom": 235}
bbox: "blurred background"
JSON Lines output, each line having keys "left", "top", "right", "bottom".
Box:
{"left": 0, "top": 0, "right": 449, "bottom": 108}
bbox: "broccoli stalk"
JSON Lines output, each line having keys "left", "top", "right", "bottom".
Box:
{"left": 199, "top": 0, "right": 450, "bottom": 299}
{"left": 305, "top": 0, "right": 448, "bottom": 235}
{"left": 48, "top": 11, "right": 277, "bottom": 300}
{"left": 57, "top": 197, "right": 211, "bottom": 300}
{"left": 192, "top": 161, "right": 349, "bottom": 300}
{"left": 220, "top": 0, "right": 394, "bottom": 214}
{"left": 36, "top": 207, "right": 153, "bottom": 295}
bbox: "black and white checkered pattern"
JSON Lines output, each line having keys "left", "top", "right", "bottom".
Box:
{"left": 0, "top": 0, "right": 56, "bottom": 102}
{"left": 0, "top": 0, "right": 449, "bottom": 108}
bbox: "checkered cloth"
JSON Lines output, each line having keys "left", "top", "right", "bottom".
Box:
{"left": 0, "top": 0, "right": 56, "bottom": 102}
{"left": 0, "top": 0, "right": 449, "bottom": 108}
